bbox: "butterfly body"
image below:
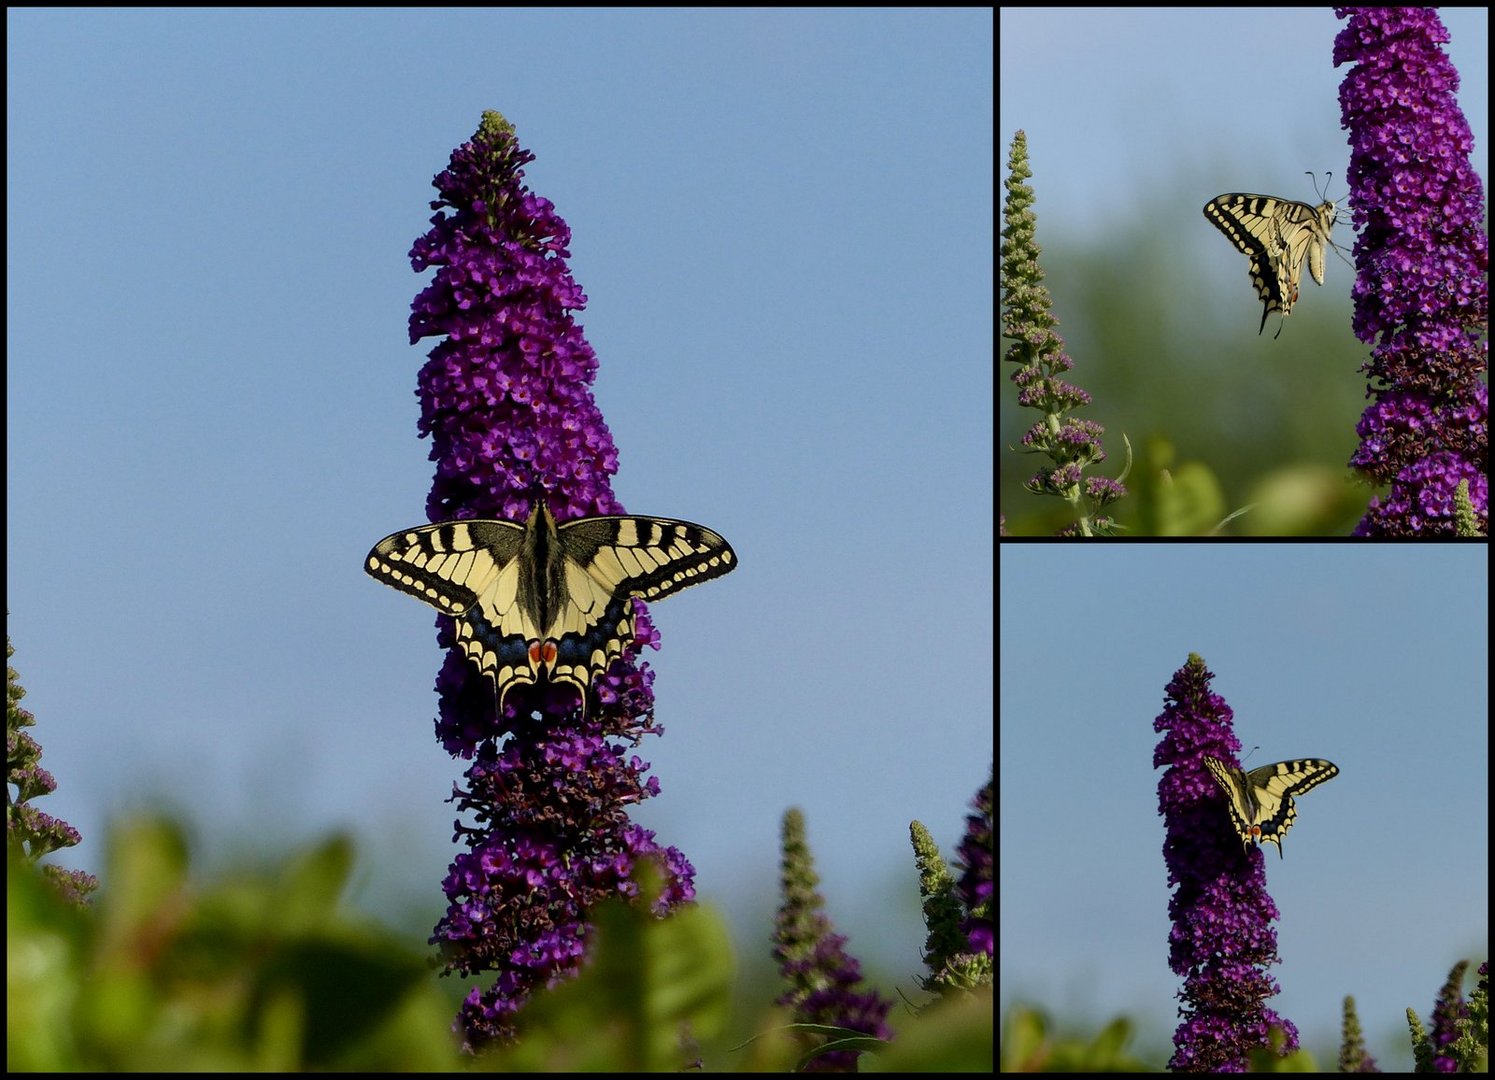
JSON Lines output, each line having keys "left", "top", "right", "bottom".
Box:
{"left": 1203, "top": 193, "right": 1338, "bottom": 336}
{"left": 1202, "top": 755, "right": 1339, "bottom": 858}
{"left": 366, "top": 499, "right": 736, "bottom": 716}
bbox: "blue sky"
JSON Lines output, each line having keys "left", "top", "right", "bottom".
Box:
{"left": 999, "top": 545, "right": 1488, "bottom": 1071}
{"left": 1000, "top": 8, "right": 1487, "bottom": 245}
{"left": 6, "top": 8, "right": 993, "bottom": 993}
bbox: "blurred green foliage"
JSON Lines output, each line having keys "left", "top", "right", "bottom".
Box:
{"left": 9, "top": 817, "right": 992, "bottom": 1071}
{"left": 999, "top": 1004, "right": 1335, "bottom": 1072}
{"left": 9, "top": 818, "right": 462, "bottom": 1070}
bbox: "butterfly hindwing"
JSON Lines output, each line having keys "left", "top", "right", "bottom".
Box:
{"left": 1203, "top": 193, "right": 1337, "bottom": 336}
{"left": 367, "top": 500, "right": 736, "bottom": 716}
{"left": 1202, "top": 755, "right": 1339, "bottom": 858}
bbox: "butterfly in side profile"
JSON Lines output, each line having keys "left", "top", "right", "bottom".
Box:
{"left": 1202, "top": 188, "right": 1342, "bottom": 338}
{"left": 366, "top": 498, "right": 736, "bottom": 717}
{"left": 1202, "top": 755, "right": 1339, "bottom": 858}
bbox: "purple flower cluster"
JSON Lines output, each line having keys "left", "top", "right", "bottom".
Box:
{"left": 1152, "top": 655, "right": 1301, "bottom": 1070}
{"left": 8, "top": 640, "right": 98, "bottom": 905}
{"left": 402, "top": 112, "right": 693, "bottom": 1051}
{"left": 773, "top": 808, "right": 894, "bottom": 1071}
{"left": 1331, "top": 9, "right": 1488, "bottom": 534}
{"left": 956, "top": 779, "right": 993, "bottom": 957}
{"left": 409, "top": 114, "right": 620, "bottom": 541}
{"left": 1423, "top": 960, "right": 1474, "bottom": 1072}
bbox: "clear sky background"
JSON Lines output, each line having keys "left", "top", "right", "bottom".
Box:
{"left": 999, "top": 545, "right": 1488, "bottom": 1071}
{"left": 1000, "top": 7, "right": 1487, "bottom": 249}
{"left": 998, "top": 9, "right": 1488, "bottom": 532}
{"left": 6, "top": 7, "right": 994, "bottom": 1001}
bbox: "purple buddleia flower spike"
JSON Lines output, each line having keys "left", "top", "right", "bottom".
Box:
{"left": 403, "top": 112, "right": 696, "bottom": 1052}
{"left": 1153, "top": 654, "right": 1303, "bottom": 1071}
{"left": 773, "top": 808, "right": 894, "bottom": 1071}
{"left": 1422, "top": 960, "right": 1473, "bottom": 1072}
{"left": 1330, "top": 9, "right": 1489, "bottom": 535}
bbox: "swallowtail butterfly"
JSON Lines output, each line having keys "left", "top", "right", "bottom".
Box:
{"left": 366, "top": 498, "right": 736, "bottom": 717}
{"left": 1202, "top": 190, "right": 1340, "bottom": 338}
{"left": 1202, "top": 755, "right": 1339, "bottom": 859}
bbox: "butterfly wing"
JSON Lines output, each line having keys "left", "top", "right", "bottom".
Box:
{"left": 366, "top": 517, "right": 541, "bottom": 708}
{"left": 542, "top": 513, "right": 737, "bottom": 704}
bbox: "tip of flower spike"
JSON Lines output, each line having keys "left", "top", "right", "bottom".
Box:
{"left": 478, "top": 110, "right": 514, "bottom": 139}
